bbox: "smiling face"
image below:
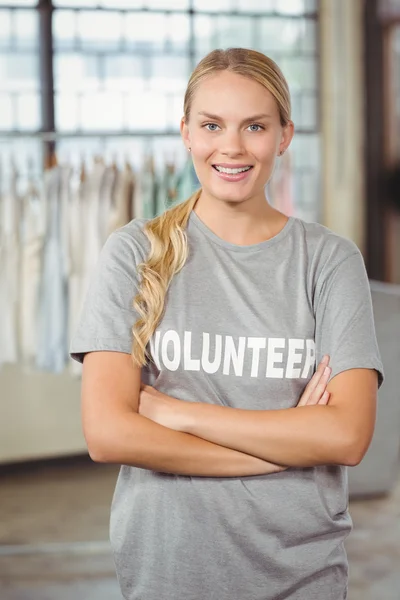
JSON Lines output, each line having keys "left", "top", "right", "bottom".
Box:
{"left": 181, "top": 70, "right": 294, "bottom": 207}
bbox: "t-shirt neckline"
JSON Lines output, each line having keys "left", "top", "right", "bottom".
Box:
{"left": 189, "top": 209, "right": 295, "bottom": 253}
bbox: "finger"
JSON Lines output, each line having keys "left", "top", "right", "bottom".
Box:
{"left": 307, "top": 366, "right": 331, "bottom": 405}
{"left": 300, "top": 365, "right": 331, "bottom": 407}
{"left": 297, "top": 358, "right": 330, "bottom": 406}
{"left": 320, "top": 354, "right": 330, "bottom": 367}
{"left": 318, "top": 391, "right": 330, "bottom": 405}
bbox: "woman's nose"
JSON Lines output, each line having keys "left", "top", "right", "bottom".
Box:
{"left": 220, "top": 131, "right": 245, "bottom": 157}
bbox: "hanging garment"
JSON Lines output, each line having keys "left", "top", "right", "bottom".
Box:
{"left": 155, "top": 161, "right": 179, "bottom": 216}
{"left": 36, "top": 166, "right": 69, "bottom": 373}
{"left": 70, "top": 159, "right": 108, "bottom": 375}
{"left": 99, "top": 163, "right": 117, "bottom": 244}
{"left": 0, "top": 164, "right": 21, "bottom": 366}
{"left": 176, "top": 156, "right": 200, "bottom": 202}
{"left": 67, "top": 167, "right": 88, "bottom": 377}
{"left": 139, "top": 155, "right": 158, "bottom": 219}
{"left": 109, "top": 162, "right": 135, "bottom": 233}
{"left": 18, "top": 177, "right": 46, "bottom": 368}
{"left": 83, "top": 159, "right": 107, "bottom": 275}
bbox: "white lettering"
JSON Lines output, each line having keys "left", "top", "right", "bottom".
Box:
{"left": 223, "top": 336, "right": 246, "bottom": 376}
{"left": 202, "top": 333, "right": 222, "bottom": 374}
{"left": 184, "top": 331, "right": 200, "bottom": 371}
{"left": 286, "top": 339, "right": 305, "bottom": 378}
{"left": 153, "top": 329, "right": 316, "bottom": 380}
{"left": 247, "top": 337, "right": 267, "bottom": 378}
{"left": 161, "top": 329, "right": 181, "bottom": 371}
{"left": 266, "top": 338, "right": 285, "bottom": 378}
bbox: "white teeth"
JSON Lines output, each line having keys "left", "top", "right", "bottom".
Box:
{"left": 215, "top": 166, "right": 252, "bottom": 174}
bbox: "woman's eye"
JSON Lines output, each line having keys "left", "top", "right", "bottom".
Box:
{"left": 205, "top": 123, "right": 220, "bottom": 131}
{"left": 248, "top": 124, "right": 263, "bottom": 132}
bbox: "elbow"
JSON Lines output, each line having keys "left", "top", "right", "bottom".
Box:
{"left": 86, "top": 440, "right": 108, "bottom": 463}
{"left": 85, "top": 431, "right": 114, "bottom": 464}
{"left": 340, "top": 434, "right": 371, "bottom": 467}
{"left": 87, "top": 442, "right": 108, "bottom": 464}
{"left": 342, "top": 450, "right": 363, "bottom": 467}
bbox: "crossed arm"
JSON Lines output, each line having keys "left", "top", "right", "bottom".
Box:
{"left": 83, "top": 350, "right": 378, "bottom": 474}
{"left": 139, "top": 367, "right": 379, "bottom": 468}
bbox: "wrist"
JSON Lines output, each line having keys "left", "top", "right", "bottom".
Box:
{"left": 177, "top": 401, "right": 199, "bottom": 434}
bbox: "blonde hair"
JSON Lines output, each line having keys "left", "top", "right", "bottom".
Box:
{"left": 132, "top": 48, "right": 291, "bottom": 367}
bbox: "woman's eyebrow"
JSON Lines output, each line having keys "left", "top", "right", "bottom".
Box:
{"left": 197, "top": 111, "right": 273, "bottom": 123}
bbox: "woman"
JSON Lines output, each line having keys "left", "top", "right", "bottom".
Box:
{"left": 70, "top": 48, "right": 384, "bottom": 600}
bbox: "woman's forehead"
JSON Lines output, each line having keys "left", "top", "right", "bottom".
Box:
{"left": 191, "top": 73, "right": 279, "bottom": 119}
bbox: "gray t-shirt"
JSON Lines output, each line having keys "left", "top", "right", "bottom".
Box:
{"left": 70, "top": 209, "right": 384, "bottom": 600}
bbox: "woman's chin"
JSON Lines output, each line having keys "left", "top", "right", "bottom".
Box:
{"left": 205, "top": 183, "right": 257, "bottom": 203}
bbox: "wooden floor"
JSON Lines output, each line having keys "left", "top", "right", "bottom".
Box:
{"left": 0, "top": 456, "right": 399, "bottom": 600}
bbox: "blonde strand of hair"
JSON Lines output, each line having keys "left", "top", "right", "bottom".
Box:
{"left": 131, "top": 189, "right": 201, "bottom": 367}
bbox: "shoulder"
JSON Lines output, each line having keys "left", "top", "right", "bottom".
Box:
{"left": 105, "top": 217, "right": 152, "bottom": 263}
{"left": 95, "top": 218, "right": 152, "bottom": 285}
{"left": 292, "top": 217, "right": 362, "bottom": 279}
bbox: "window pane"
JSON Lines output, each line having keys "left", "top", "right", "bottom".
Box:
{"left": 53, "top": 10, "right": 77, "bottom": 50}
{"left": 101, "top": 0, "right": 145, "bottom": 7}
{"left": 259, "top": 18, "right": 314, "bottom": 54}
{"left": 237, "top": 0, "right": 275, "bottom": 10}
{"left": 0, "top": 10, "right": 12, "bottom": 48}
{"left": 55, "top": 93, "right": 79, "bottom": 131}
{"left": 126, "top": 92, "right": 167, "bottom": 131}
{"left": 0, "top": 94, "right": 13, "bottom": 129}
{"left": 194, "top": 15, "right": 218, "bottom": 55}
{"left": 216, "top": 15, "right": 254, "bottom": 48}
{"left": 193, "top": 0, "right": 232, "bottom": 12}
{"left": 104, "top": 55, "right": 145, "bottom": 92}
{"left": 145, "top": 0, "right": 189, "bottom": 8}
{"left": 281, "top": 56, "right": 316, "bottom": 91}
{"left": 53, "top": 0, "right": 190, "bottom": 6}
{"left": 14, "top": 9, "right": 38, "bottom": 49}
{"left": 77, "top": 11, "right": 122, "bottom": 50}
{"left": 16, "top": 92, "right": 40, "bottom": 129}
{"left": 0, "top": 54, "right": 39, "bottom": 92}
{"left": 290, "top": 133, "right": 320, "bottom": 170}
{"left": 124, "top": 13, "right": 167, "bottom": 51}
{"left": 170, "top": 94, "right": 184, "bottom": 129}
{"left": 53, "top": 0, "right": 98, "bottom": 6}
{"left": 81, "top": 92, "right": 124, "bottom": 131}
{"left": 54, "top": 53, "right": 99, "bottom": 91}
{"left": 0, "top": 0, "right": 36, "bottom": 5}
{"left": 299, "top": 94, "right": 317, "bottom": 129}
{"left": 166, "top": 14, "right": 190, "bottom": 51}
{"left": 276, "top": 0, "right": 316, "bottom": 15}
{"left": 148, "top": 56, "right": 189, "bottom": 93}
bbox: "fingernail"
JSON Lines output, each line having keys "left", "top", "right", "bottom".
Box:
{"left": 324, "top": 367, "right": 330, "bottom": 375}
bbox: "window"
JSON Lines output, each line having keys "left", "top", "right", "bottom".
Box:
{"left": 0, "top": 0, "right": 320, "bottom": 221}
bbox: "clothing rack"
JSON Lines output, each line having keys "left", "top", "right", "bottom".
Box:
{"left": 0, "top": 4, "right": 318, "bottom": 20}
{"left": 0, "top": 130, "right": 187, "bottom": 174}
{"left": 0, "top": 130, "right": 182, "bottom": 140}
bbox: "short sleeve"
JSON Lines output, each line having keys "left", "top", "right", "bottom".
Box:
{"left": 314, "top": 250, "right": 384, "bottom": 389}
{"left": 69, "top": 230, "right": 141, "bottom": 363}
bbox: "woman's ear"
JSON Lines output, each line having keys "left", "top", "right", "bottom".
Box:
{"left": 180, "top": 117, "right": 191, "bottom": 152}
{"left": 278, "top": 120, "right": 295, "bottom": 155}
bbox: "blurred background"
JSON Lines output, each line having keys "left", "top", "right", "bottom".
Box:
{"left": 0, "top": 0, "right": 400, "bottom": 598}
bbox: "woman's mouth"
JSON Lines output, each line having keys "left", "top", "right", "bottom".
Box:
{"left": 212, "top": 164, "right": 254, "bottom": 182}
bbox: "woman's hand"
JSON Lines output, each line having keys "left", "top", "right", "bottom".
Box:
{"left": 139, "top": 355, "right": 332, "bottom": 431}
{"left": 297, "top": 355, "right": 332, "bottom": 407}
{"left": 138, "top": 384, "right": 188, "bottom": 431}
